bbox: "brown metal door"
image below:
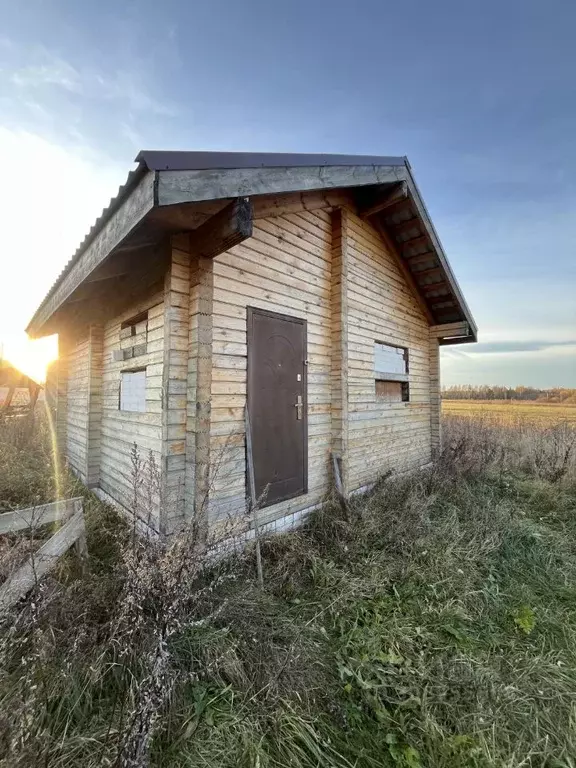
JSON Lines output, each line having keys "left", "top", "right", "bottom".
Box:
{"left": 247, "top": 307, "right": 307, "bottom": 507}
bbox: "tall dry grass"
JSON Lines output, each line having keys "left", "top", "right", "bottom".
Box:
{"left": 0, "top": 411, "right": 575, "bottom": 766}
{"left": 442, "top": 412, "right": 576, "bottom": 483}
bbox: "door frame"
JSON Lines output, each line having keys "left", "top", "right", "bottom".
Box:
{"left": 246, "top": 306, "right": 308, "bottom": 505}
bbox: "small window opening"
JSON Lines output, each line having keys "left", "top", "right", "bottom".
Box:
{"left": 374, "top": 342, "right": 410, "bottom": 402}
{"left": 119, "top": 311, "right": 148, "bottom": 360}
{"left": 119, "top": 369, "right": 147, "bottom": 412}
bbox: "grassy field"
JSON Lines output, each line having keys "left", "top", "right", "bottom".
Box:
{"left": 443, "top": 398, "right": 576, "bottom": 425}
{"left": 0, "top": 413, "right": 575, "bottom": 766}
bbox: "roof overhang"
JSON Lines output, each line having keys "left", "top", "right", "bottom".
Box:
{"left": 26, "top": 151, "right": 476, "bottom": 342}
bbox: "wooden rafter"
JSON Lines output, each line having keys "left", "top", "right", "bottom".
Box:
{"left": 404, "top": 251, "right": 437, "bottom": 267}
{"left": 190, "top": 197, "right": 253, "bottom": 260}
{"left": 399, "top": 234, "right": 429, "bottom": 251}
{"left": 361, "top": 182, "right": 408, "bottom": 219}
{"left": 420, "top": 282, "right": 451, "bottom": 295}
{"left": 388, "top": 216, "right": 422, "bottom": 235}
{"left": 411, "top": 265, "right": 443, "bottom": 280}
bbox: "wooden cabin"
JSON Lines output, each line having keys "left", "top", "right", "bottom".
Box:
{"left": 27, "top": 152, "right": 477, "bottom": 536}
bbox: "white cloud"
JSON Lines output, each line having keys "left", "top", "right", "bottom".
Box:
{"left": 10, "top": 58, "right": 81, "bottom": 92}
{"left": 96, "top": 70, "right": 177, "bottom": 116}
{"left": 3, "top": 42, "right": 176, "bottom": 119}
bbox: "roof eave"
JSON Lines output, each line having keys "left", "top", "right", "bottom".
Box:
{"left": 402, "top": 164, "right": 478, "bottom": 339}
{"left": 26, "top": 152, "right": 477, "bottom": 343}
{"left": 26, "top": 165, "right": 156, "bottom": 338}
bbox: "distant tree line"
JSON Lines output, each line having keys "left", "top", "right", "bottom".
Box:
{"left": 442, "top": 385, "right": 576, "bottom": 403}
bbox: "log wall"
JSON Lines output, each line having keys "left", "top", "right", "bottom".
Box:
{"left": 65, "top": 336, "right": 90, "bottom": 479}
{"left": 99, "top": 293, "right": 164, "bottom": 521}
{"left": 55, "top": 190, "right": 442, "bottom": 534}
{"left": 345, "top": 209, "right": 432, "bottom": 488}
{"left": 208, "top": 206, "right": 335, "bottom": 528}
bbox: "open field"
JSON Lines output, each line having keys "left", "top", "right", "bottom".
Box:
{"left": 443, "top": 398, "right": 576, "bottom": 425}
{"left": 0, "top": 414, "right": 576, "bottom": 766}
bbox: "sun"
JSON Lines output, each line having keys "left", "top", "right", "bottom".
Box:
{"left": 1, "top": 333, "right": 58, "bottom": 383}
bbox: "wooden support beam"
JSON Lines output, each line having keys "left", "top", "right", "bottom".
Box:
{"left": 380, "top": 197, "right": 414, "bottom": 220}
{"left": 388, "top": 215, "right": 422, "bottom": 235}
{"left": 420, "top": 282, "right": 450, "bottom": 296}
{"left": 193, "top": 256, "right": 214, "bottom": 543}
{"left": 361, "top": 182, "right": 408, "bottom": 219}
{"left": 404, "top": 251, "right": 437, "bottom": 267}
{"left": 430, "top": 321, "right": 470, "bottom": 339}
{"left": 331, "top": 208, "right": 350, "bottom": 495}
{"left": 160, "top": 241, "right": 190, "bottom": 532}
{"left": 411, "top": 266, "right": 443, "bottom": 280}
{"left": 439, "top": 334, "right": 477, "bottom": 346}
{"left": 399, "top": 234, "right": 429, "bottom": 252}
{"left": 190, "top": 197, "right": 253, "bottom": 260}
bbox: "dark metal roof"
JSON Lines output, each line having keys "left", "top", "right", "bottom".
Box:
{"left": 135, "top": 150, "right": 407, "bottom": 172}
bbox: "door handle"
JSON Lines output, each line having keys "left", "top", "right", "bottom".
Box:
{"left": 295, "top": 394, "right": 303, "bottom": 420}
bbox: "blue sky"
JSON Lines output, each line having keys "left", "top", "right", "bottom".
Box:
{"left": 0, "top": 0, "right": 575, "bottom": 386}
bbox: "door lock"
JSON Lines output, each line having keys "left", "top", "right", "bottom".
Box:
{"left": 295, "top": 394, "right": 303, "bottom": 420}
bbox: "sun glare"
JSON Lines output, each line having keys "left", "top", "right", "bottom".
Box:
{"left": 1, "top": 334, "right": 58, "bottom": 383}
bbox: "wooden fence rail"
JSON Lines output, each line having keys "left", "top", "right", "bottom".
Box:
{"left": 0, "top": 497, "right": 82, "bottom": 535}
{"left": 0, "top": 497, "right": 86, "bottom": 613}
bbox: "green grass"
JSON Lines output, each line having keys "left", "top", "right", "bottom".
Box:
{"left": 1, "top": 415, "right": 576, "bottom": 766}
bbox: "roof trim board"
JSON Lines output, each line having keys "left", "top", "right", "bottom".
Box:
{"left": 136, "top": 150, "right": 407, "bottom": 171}
{"left": 156, "top": 163, "right": 406, "bottom": 206}
{"left": 403, "top": 165, "right": 477, "bottom": 340}
{"left": 26, "top": 151, "right": 477, "bottom": 342}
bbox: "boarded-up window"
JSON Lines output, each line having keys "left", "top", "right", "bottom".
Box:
{"left": 120, "top": 370, "right": 146, "bottom": 412}
{"left": 374, "top": 342, "right": 409, "bottom": 402}
{"left": 119, "top": 312, "right": 148, "bottom": 360}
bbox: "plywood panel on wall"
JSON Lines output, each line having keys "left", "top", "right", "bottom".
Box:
{"left": 345, "top": 210, "right": 432, "bottom": 490}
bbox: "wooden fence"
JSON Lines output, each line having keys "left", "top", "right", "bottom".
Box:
{"left": 0, "top": 497, "right": 86, "bottom": 612}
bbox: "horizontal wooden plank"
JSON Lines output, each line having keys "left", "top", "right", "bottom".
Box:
{"left": 0, "top": 497, "right": 82, "bottom": 535}
{"left": 0, "top": 507, "right": 85, "bottom": 612}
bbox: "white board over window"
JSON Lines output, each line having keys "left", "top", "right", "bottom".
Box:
{"left": 120, "top": 370, "right": 146, "bottom": 413}
{"left": 374, "top": 342, "right": 407, "bottom": 376}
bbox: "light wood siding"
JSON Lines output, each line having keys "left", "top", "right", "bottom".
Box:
{"left": 55, "top": 337, "right": 68, "bottom": 459}
{"left": 162, "top": 240, "right": 191, "bottom": 532}
{"left": 429, "top": 333, "right": 441, "bottom": 456}
{"left": 66, "top": 336, "right": 90, "bottom": 480}
{"left": 330, "top": 208, "right": 349, "bottom": 492}
{"left": 208, "top": 206, "right": 334, "bottom": 528}
{"left": 86, "top": 326, "right": 103, "bottom": 487}
{"left": 184, "top": 250, "right": 199, "bottom": 522}
{"left": 345, "top": 209, "right": 432, "bottom": 488}
{"left": 100, "top": 293, "right": 164, "bottom": 521}
{"left": 192, "top": 256, "right": 214, "bottom": 537}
